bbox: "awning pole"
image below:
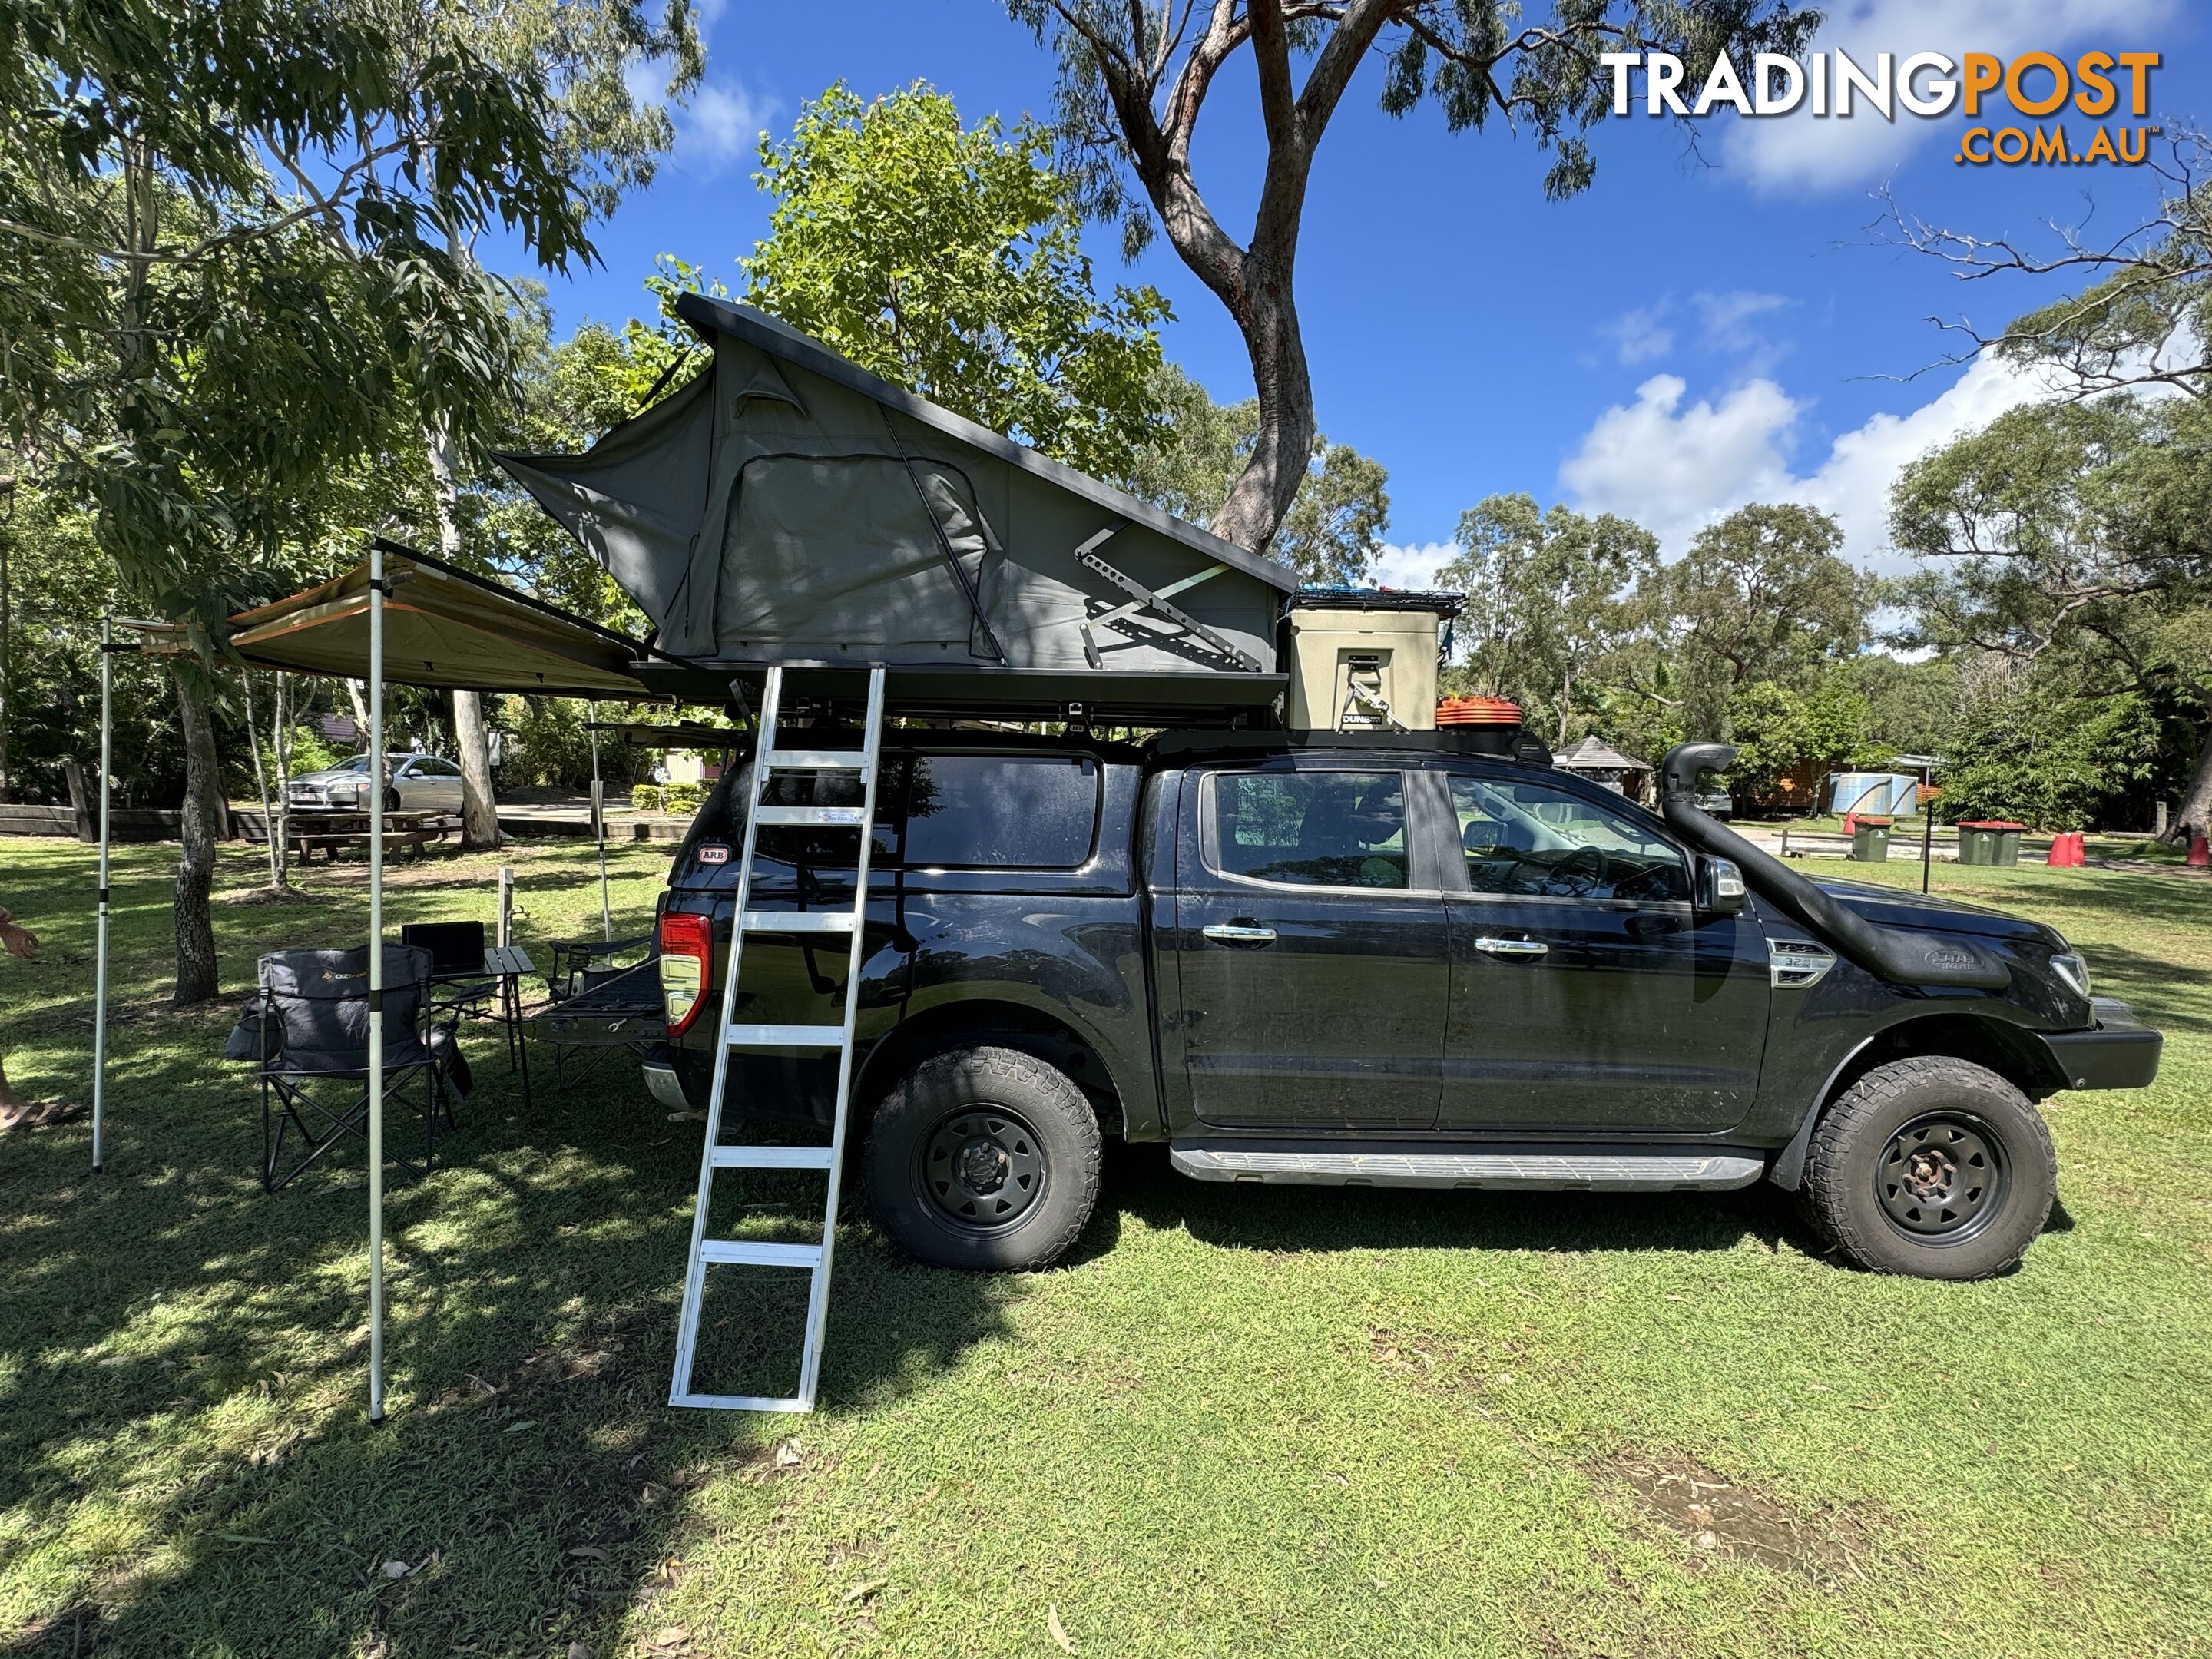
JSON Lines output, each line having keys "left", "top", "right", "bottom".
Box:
{"left": 91, "top": 614, "right": 111, "bottom": 1174}
{"left": 588, "top": 699, "right": 611, "bottom": 941}
{"left": 367, "top": 541, "right": 387, "bottom": 1425}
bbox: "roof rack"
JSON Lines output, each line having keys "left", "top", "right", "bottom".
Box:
{"left": 1148, "top": 727, "right": 1554, "bottom": 765}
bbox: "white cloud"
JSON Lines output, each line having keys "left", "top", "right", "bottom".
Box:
{"left": 1558, "top": 356, "right": 2055, "bottom": 570}
{"left": 1694, "top": 290, "right": 1794, "bottom": 372}
{"left": 1369, "top": 540, "right": 1459, "bottom": 592}
{"left": 1726, "top": 0, "right": 2176, "bottom": 194}
{"left": 680, "top": 78, "right": 781, "bottom": 176}
{"left": 1602, "top": 303, "right": 1676, "bottom": 366}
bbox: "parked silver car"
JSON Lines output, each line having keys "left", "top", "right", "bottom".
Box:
{"left": 285, "top": 753, "right": 465, "bottom": 816}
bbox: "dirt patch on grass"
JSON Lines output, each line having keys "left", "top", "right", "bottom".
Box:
{"left": 1369, "top": 1326, "right": 1528, "bottom": 1398}
{"left": 1597, "top": 1450, "right": 1876, "bottom": 1582}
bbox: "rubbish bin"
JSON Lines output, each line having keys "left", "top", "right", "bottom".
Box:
{"left": 1959, "top": 820, "right": 2026, "bottom": 867}
{"left": 1989, "top": 822, "right": 2025, "bottom": 866}
{"left": 1851, "top": 815, "right": 1893, "bottom": 862}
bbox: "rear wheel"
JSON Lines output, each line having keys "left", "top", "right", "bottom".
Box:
{"left": 862, "top": 1045, "right": 1101, "bottom": 1271}
{"left": 1803, "top": 1057, "right": 2056, "bottom": 1280}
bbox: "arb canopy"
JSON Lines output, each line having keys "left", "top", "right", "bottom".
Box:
{"left": 496, "top": 296, "right": 1298, "bottom": 716}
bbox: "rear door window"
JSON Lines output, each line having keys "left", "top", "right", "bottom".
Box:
{"left": 1205, "top": 771, "right": 1409, "bottom": 889}
{"left": 900, "top": 754, "right": 1100, "bottom": 869}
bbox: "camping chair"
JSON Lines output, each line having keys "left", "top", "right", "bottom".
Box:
{"left": 541, "top": 932, "right": 657, "bottom": 1090}
{"left": 225, "top": 944, "right": 465, "bottom": 1192}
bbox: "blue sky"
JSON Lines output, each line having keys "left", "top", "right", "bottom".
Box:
{"left": 504, "top": 0, "right": 2204, "bottom": 584}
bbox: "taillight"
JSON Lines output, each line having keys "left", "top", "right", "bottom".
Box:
{"left": 659, "top": 910, "right": 712, "bottom": 1036}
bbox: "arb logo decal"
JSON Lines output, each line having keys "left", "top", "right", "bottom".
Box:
{"left": 697, "top": 843, "right": 730, "bottom": 864}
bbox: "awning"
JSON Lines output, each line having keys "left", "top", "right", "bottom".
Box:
{"left": 227, "top": 542, "right": 659, "bottom": 699}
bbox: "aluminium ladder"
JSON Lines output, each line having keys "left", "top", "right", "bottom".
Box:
{"left": 669, "top": 664, "right": 887, "bottom": 1412}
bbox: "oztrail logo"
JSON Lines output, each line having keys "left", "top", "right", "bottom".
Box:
{"left": 1600, "top": 50, "right": 2162, "bottom": 168}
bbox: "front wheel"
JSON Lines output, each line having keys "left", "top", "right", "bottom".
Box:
{"left": 862, "top": 1045, "right": 1101, "bottom": 1271}
{"left": 1803, "top": 1057, "right": 2057, "bottom": 1280}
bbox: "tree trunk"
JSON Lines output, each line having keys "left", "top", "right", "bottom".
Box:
{"left": 172, "top": 662, "right": 222, "bottom": 1005}
{"left": 422, "top": 422, "right": 501, "bottom": 847}
{"left": 1210, "top": 271, "right": 1314, "bottom": 554}
{"left": 241, "top": 668, "right": 281, "bottom": 889}
{"left": 271, "top": 672, "right": 293, "bottom": 889}
{"left": 0, "top": 517, "right": 12, "bottom": 804}
{"left": 2171, "top": 710, "right": 2212, "bottom": 842}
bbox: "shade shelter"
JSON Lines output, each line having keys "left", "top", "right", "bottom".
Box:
{"left": 1553, "top": 736, "right": 1652, "bottom": 799}
{"left": 496, "top": 296, "right": 1300, "bottom": 720}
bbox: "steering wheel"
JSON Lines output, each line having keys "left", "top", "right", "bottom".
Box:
{"left": 1541, "top": 844, "right": 1610, "bottom": 898}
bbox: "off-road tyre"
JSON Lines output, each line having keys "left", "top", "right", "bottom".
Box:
{"left": 1803, "top": 1056, "right": 2056, "bottom": 1281}
{"left": 863, "top": 1045, "right": 1101, "bottom": 1271}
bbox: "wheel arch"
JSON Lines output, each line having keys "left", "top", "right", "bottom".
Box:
{"left": 857, "top": 999, "right": 1129, "bottom": 1135}
{"left": 1768, "top": 1011, "right": 2067, "bottom": 1191}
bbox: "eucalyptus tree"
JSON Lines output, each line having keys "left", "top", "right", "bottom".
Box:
{"left": 1004, "top": 0, "right": 1815, "bottom": 551}
{"left": 0, "top": 0, "right": 642, "bottom": 1002}
{"left": 741, "top": 81, "right": 1172, "bottom": 478}
{"left": 1438, "top": 493, "right": 1654, "bottom": 747}
{"left": 1122, "top": 363, "right": 1389, "bottom": 584}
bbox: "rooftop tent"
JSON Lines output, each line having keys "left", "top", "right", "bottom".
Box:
{"left": 227, "top": 545, "right": 656, "bottom": 699}
{"left": 496, "top": 296, "right": 1300, "bottom": 717}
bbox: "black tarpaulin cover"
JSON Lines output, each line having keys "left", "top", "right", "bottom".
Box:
{"left": 496, "top": 296, "right": 1296, "bottom": 680}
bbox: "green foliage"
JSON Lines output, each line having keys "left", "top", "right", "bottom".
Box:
{"left": 740, "top": 82, "right": 1171, "bottom": 478}
{"left": 661, "top": 780, "right": 703, "bottom": 814}
{"left": 1121, "top": 364, "right": 1390, "bottom": 581}
{"left": 631, "top": 783, "right": 662, "bottom": 813}
{"left": 490, "top": 695, "right": 627, "bottom": 793}
{"left": 1648, "top": 503, "right": 1873, "bottom": 740}
{"left": 1439, "top": 494, "right": 1654, "bottom": 745}
{"left": 1723, "top": 674, "right": 1894, "bottom": 803}
{"left": 1941, "top": 687, "right": 2170, "bottom": 830}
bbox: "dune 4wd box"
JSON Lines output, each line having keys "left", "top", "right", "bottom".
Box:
{"left": 1283, "top": 590, "right": 1465, "bottom": 733}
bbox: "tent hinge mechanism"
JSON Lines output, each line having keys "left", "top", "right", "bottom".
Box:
{"left": 1073, "top": 525, "right": 1257, "bottom": 672}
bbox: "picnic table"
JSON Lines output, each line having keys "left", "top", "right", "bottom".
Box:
{"left": 283, "top": 810, "right": 454, "bottom": 863}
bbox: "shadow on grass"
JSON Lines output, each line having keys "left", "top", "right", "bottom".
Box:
{"left": 0, "top": 845, "right": 1015, "bottom": 1658}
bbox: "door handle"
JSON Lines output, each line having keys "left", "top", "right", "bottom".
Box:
{"left": 1474, "top": 935, "right": 1548, "bottom": 957}
{"left": 1203, "top": 922, "right": 1277, "bottom": 945}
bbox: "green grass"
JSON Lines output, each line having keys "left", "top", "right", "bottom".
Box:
{"left": 2, "top": 838, "right": 2209, "bottom": 1657}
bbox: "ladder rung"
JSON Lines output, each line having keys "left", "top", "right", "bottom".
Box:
{"left": 754, "top": 804, "right": 869, "bottom": 826}
{"left": 699, "top": 1239, "right": 823, "bottom": 1269}
{"left": 724, "top": 1023, "right": 846, "bottom": 1048}
{"left": 709, "top": 1144, "right": 834, "bottom": 1170}
{"left": 763, "top": 749, "right": 870, "bottom": 770}
{"left": 740, "top": 910, "right": 857, "bottom": 934}
{"left": 672, "top": 1392, "right": 809, "bottom": 1412}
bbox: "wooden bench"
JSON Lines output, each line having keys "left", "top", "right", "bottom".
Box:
{"left": 283, "top": 812, "right": 453, "bottom": 863}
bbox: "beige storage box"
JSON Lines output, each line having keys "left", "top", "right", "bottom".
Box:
{"left": 1283, "top": 592, "right": 1462, "bottom": 732}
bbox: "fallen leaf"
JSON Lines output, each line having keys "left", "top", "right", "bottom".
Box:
{"left": 381, "top": 1559, "right": 410, "bottom": 1580}
{"left": 1048, "top": 1604, "right": 1075, "bottom": 1654}
{"left": 567, "top": 1644, "right": 592, "bottom": 1659}
{"left": 568, "top": 1545, "right": 605, "bottom": 1559}
{"left": 840, "top": 1577, "right": 887, "bottom": 1604}
{"left": 1693, "top": 1530, "right": 1720, "bottom": 1551}
{"left": 773, "top": 1439, "right": 803, "bottom": 1468}
{"left": 648, "top": 1628, "right": 689, "bottom": 1650}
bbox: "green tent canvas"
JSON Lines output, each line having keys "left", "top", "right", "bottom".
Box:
{"left": 497, "top": 297, "right": 1297, "bottom": 716}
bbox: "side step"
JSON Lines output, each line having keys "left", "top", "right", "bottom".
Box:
{"left": 1168, "top": 1143, "right": 1765, "bottom": 1192}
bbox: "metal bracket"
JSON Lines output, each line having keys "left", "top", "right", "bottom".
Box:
{"left": 1073, "top": 525, "right": 1256, "bottom": 671}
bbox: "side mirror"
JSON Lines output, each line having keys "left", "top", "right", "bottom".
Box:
{"left": 1697, "top": 856, "right": 1748, "bottom": 916}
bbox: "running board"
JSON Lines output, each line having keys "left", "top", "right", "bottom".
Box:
{"left": 1168, "top": 1144, "right": 1765, "bottom": 1192}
